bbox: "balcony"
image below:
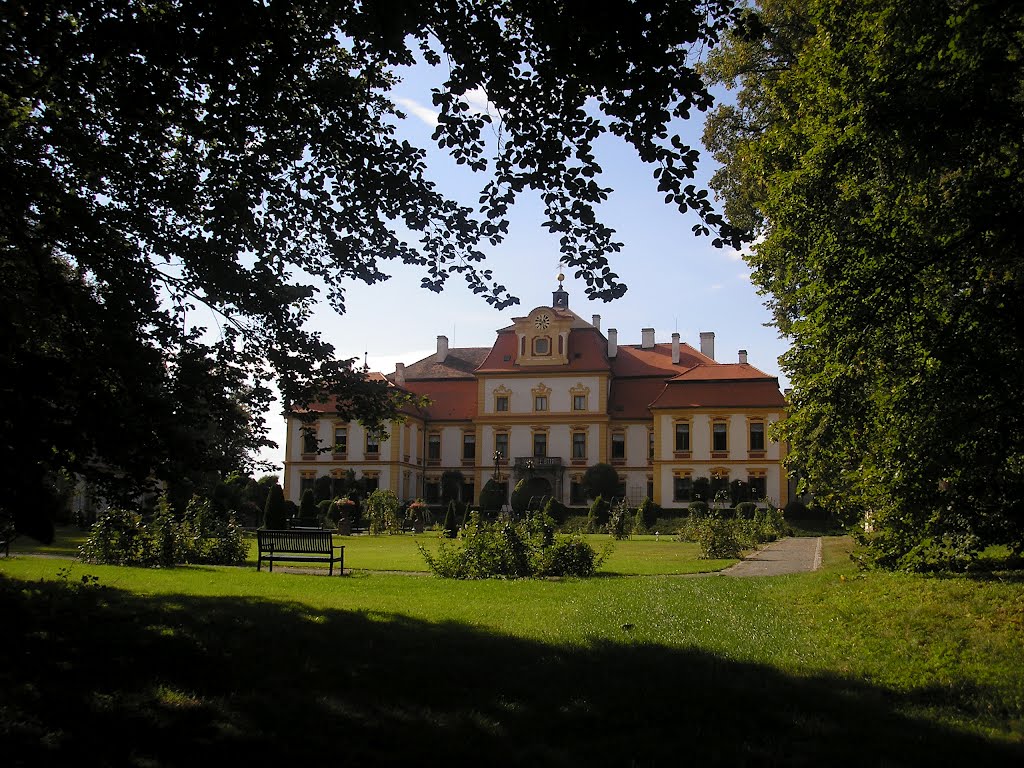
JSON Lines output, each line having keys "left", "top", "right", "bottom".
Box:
{"left": 514, "top": 456, "right": 563, "bottom": 470}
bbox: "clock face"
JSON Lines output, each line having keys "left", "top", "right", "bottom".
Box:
{"left": 534, "top": 313, "right": 551, "bottom": 330}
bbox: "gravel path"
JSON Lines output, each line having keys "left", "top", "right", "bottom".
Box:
{"left": 721, "top": 536, "right": 823, "bottom": 578}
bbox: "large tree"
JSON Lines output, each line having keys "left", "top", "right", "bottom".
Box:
{"left": 703, "top": 0, "right": 1024, "bottom": 569}
{"left": 2, "top": 1, "right": 744, "bottom": 537}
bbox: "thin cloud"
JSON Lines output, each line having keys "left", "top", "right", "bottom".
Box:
{"left": 464, "top": 87, "right": 490, "bottom": 113}
{"left": 395, "top": 97, "right": 438, "bottom": 127}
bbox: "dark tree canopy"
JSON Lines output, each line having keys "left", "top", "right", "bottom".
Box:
{"left": 2, "top": 0, "right": 743, "bottom": 537}
{"left": 703, "top": 0, "right": 1024, "bottom": 569}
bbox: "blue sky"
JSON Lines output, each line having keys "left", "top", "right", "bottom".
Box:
{"left": 257, "top": 60, "right": 790, "bottom": 472}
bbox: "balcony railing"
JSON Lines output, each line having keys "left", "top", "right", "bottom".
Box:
{"left": 514, "top": 456, "right": 563, "bottom": 469}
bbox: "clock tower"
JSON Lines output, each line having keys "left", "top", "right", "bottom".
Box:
{"left": 552, "top": 270, "right": 569, "bottom": 309}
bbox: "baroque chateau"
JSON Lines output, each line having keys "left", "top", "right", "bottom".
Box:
{"left": 284, "top": 280, "right": 788, "bottom": 510}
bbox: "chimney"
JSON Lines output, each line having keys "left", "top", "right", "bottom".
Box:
{"left": 608, "top": 328, "right": 618, "bottom": 358}
{"left": 436, "top": 335, "right": 448, "bottom": 363}
{"left": 700, "top": 331, "right": 715, "bottom": 361}
{"left": 641, "top": 328, "right": 655, "bottom": 349}
{"left": 672, "top": 332, "right": 681, "bottom": 364}
{"left": 738, "top": 349, "right": 748, "bottom": 364}
{"left": 395, "top": 362, "right": 405, "bottom": 386}
{"left": 592, "top": 314, "right": 601, "bottom": 331}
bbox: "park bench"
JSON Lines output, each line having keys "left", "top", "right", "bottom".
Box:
{"left": 256, "top": 529, "right": 345, "bottom": 575}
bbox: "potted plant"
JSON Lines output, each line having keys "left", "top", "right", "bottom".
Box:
{"left": 407, "top": 499, "right": 427, "bottom": 534}
{"left": 332, "top": 497, "right": 356, "bottom": 535}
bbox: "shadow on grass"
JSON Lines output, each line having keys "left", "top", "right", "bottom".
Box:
{"left": 2, "top": 574, "right": 1020, "bottom": 767}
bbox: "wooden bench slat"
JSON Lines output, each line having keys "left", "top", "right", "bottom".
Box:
{"left": 257, "top": 529, "right": 344, "bottom": 575}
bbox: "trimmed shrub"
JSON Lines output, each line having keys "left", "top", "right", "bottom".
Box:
{"left": 479, "top": 479, "right": 505, "bottom": 514}
{"left": 586, "top": 495, "right": 608, "bottom": 533}
{"left": 688, "top": 500, "right": 710, "bottom": 518}
{"left": 583, "top": 463, "right": 620, "bottom": 500}
{"left": 263, "top": 484, "right": 287, "bottom": 529}
{"left": 441, "top": 499, "right": 464, "bottom": 538}
{"left": 510, "top": 479, "right": 530, "bottom": 516}
{"left": 631, "top": 507, "right": 647, "bottom": 536}
{"left": 419, "top": 511, "right": 603, "bottom": 579}
{"left": 637, "top": 497, "right": 659, "bottom": 529}
{"left": 784, "top": 499, "right": 813, "bottom": 518}
{"left": 300, "top": 489, "right": 317, "bottom": 523}
{"left": 736, "top": 502, "right": 758, "bottom": 520}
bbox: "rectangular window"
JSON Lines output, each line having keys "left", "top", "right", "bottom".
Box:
{"left": 366, "top": 431, "right": 380, "bottom": 455}
{"left": 611, "top": 432, "right": 626, "bottom": 460}
{"left": 494, "top": 432, "right": 509, "bottom": 460}
{"left": 534, "top": 395, "right": 548, "bottom": 412}
{"left": 711, "top": 473, "right": 730, "bottom": 499}
{"left": 364, "top": 475, "right": 379, "bottom": 493}
{"left": 496, "top": 395, "right": 509, "bottom": 412}
{"left": 302, "top": 428, "right": 318, "bottom": 455}
{"left": 713, "top": 422, "right": 728, "bottom": 452}
{"left": 463, "top": 433, "right": 476, "bottom": 461}
{"left": 533, "top": 432, "right": 547, "bottom": 458}
{"left": 750, "top": 422, "right": 766, "bottom": 451}
{"left": 674, "top": 423, "right": 690, "bottom": 452}
{"left": 573, "top": 395, "right": 586, "bottom": 411}
{"left": 572, "top": 432, "right": 587, "bottom": 459}
{"left": 333, "top": 427, "right": 348, "bottom": 454}
{"left": 570, "top": 480, "right": 586, "bottom": 505}
{"left": 300, "top": 476, "right": 316, "bottom": 496}
{"left": 424, "top": 480, "right": 440, "bottom": 503}
{"left": 673, "top": 476, "right": 692, "bottom": 502}
{"left": 749, "top": 475, "right": 767, "bottom": 500}
{"left": 649, "top": 430, "right": 655, "bottom": 460}
{"left": 427, "top": 433, "right": 441, "bottom": 461}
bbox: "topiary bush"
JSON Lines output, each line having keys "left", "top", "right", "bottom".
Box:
{"left": 509, "top": 478, "right": 529, "bottom": 516}
{"left": 299, "top": 489, "right": 317, "bottom": 524}
{"left": 263, "top": 484, "right": 287, "bottom": 529}
{"left": 637, "top": 497, "right": 659, "bottom": 529}
{"left": 688, "top": 500, "right": 710, "bottom": 518}
{"left": 736, "top": 502, "right": 758, "bottom": 520}
{"left": 586, "top": 495, "right": 608, "bottom": 533}
{"left": 479, "top": 479, "right": 505, "bottom": 514}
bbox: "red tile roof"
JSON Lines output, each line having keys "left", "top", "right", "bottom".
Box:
{"left": 669, "top": 362, "right": 777, "bottom": 381}
{"left": 396, "top": 347, "right": 492, "bottom": 381}
{"left": 609, "top": 342, "right": 710, "bottom": 376}
{"left": 650, "top": 380, "right": 786, "bottom": 409}
{"left": 402, "top": 379, "right": 477, "bottom": 420}
{"left": 608, "top": 378, "right": 669, "bottom": 420}
{"left": 475, "top": 328, "right": 612, "bottom": 373}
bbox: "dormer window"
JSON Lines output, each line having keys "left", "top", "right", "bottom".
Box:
{"left": 533, "top": 336, "right": 551, "bottom": 356}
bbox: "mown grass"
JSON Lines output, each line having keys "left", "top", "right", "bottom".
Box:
{"left": 10, "top": 527, "right": 737, "bottom": 574}
{"left": 2, "top": 537, "right": 1022, "bottom": 766}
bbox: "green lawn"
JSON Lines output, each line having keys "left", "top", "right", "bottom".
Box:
{"left": 2, "top": 537, "right": 1022, "bottom": 766}
{"left": 9, "top": 527, "right": 737, "bottom": 574}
